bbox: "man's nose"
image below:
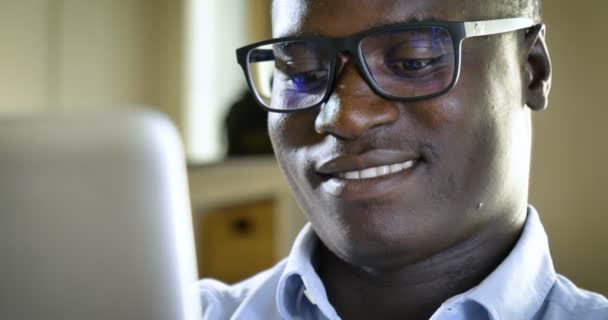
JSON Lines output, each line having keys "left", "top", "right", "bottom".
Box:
{"left": 314, "top": 63, "right": 400, "bottom": 140}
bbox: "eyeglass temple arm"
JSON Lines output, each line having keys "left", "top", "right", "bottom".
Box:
{"left": 464, "top": 17, "right": 535, "bottom": 38}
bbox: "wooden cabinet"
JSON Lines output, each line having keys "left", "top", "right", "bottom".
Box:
{"left": 197, "top": 198, "right": 276, "bottom": 283}
{"left": 189, "top": 157, "right": 307, "bottom": 283}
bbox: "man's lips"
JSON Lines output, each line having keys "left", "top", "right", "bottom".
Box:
{"left": 315, "top": 149, "right": 421, "bottom": 180}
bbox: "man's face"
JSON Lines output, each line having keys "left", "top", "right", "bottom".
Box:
{"left": 269, "top": 0, "right": 533, "bottom": 268}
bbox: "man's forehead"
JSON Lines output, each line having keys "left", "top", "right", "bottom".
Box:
{"left": 272, "top": 0, "right": 501, "bottom": 37}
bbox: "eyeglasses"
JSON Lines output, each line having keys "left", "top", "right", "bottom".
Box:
{"left": 236, "top": 18, "right": 535, "bottom": 113}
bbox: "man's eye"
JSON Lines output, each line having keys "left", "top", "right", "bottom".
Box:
{"left": 386, "top": 56, "right": 443, "bottom": 77}
{"left": 288, "top": 70, "right": 328, "bottom": 91}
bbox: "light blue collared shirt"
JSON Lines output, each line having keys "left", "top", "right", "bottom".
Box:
{"left": 200, "top": 207, "right": 608, "bottom": 319}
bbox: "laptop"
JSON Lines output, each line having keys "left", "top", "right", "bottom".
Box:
{"left": 0, "top": 109, "right": 202, "bottom": 320}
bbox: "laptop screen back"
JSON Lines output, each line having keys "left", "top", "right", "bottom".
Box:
{"left": 0, "top": 110, "right": 202, "bottom": 320}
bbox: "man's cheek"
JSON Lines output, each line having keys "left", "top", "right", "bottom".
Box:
{"left": 269, "top": 112, "right": 319, "bottom": 148}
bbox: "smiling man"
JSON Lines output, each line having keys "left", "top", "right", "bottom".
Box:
{"left": 201, "top": 0, "right": 608, "bottom": 319}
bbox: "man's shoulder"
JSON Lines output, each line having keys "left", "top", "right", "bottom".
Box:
{"left": 539, "top": 274, "right": 608, "bottom": 319}
{"left": 199, "top": 259, "right": 287, "bottom": 320}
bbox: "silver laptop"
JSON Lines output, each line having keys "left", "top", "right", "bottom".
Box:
{"left": 0, "top": 109, "right": 202, "bottom": 320}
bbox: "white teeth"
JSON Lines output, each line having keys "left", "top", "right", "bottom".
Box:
{"left": 402, "top": 160, "right": 414, "bottom": 170}
{"left": 344, "top": 171, "right": 360, "bottom": 179}
{"left": 337, "top": 160, "right": 415, "bottom": 180}
{"left": 359, "top": 167, "right": 378, "bottom": 179}
{"left": 377, "top": 165, "right": 390, "bottom": 176}
{"left": 390, "top": 163, "right": 403, "bottom": 172}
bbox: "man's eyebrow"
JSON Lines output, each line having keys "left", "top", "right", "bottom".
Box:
{"left": 287, "top": 16, "right": 443, "bottom": 37}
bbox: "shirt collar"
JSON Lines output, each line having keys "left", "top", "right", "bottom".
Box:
{"left": 276, "top": 223, "right": 339, "bottom": 319}
{"left": 459, "top": 206, "right": 557, "bottom": 319}
{"left": 276, "top": 206, "right": 557, "bottom": 320}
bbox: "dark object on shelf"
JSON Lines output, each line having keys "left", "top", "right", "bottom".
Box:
{"left": 225, "top": 90, "right": 274, "bottom": 156}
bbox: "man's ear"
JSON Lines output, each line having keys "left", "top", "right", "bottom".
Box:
{"left": 524, "top": 24, "right": 552, "bottom": 111}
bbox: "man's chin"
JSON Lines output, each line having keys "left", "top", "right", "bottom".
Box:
{"left": 319, "top": 229, "right": 432, "bottom": 271}
{"left": 326, "top": 244, "right": 432, "bottom": 275}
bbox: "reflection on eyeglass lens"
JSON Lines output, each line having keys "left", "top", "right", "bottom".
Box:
{"left": 247, "top": 27, "right": 456, "bottom": 110}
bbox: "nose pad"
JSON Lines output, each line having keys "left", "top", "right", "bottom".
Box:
{"left": 314, "top": 62, "right": 400, "bottom": 140}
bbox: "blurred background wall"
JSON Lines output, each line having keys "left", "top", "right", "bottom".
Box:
{"left": 0, "top": 0, "right": 184, "bottom": 134}
{"left": 0, "top": 0, "right": 605, "bottom": 294}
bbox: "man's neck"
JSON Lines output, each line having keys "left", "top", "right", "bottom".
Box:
{"left": 316, "top": 212, "right": 526, "bottom": 320}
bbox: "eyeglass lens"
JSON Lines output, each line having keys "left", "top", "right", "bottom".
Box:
{"left": 247, "top": 26, "right": 455, "bottom": 111}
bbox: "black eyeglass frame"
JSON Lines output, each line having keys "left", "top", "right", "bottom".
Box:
{"left": 236, "top": 17, "right": 536, "bottom": 113}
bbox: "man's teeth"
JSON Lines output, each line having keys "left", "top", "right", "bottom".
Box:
{"left": 338, "top": 160, "right": 415, "bottom": 180}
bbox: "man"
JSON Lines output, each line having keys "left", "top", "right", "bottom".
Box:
{"left": 201, "top": 0, "right": 608, "bottom": 319}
